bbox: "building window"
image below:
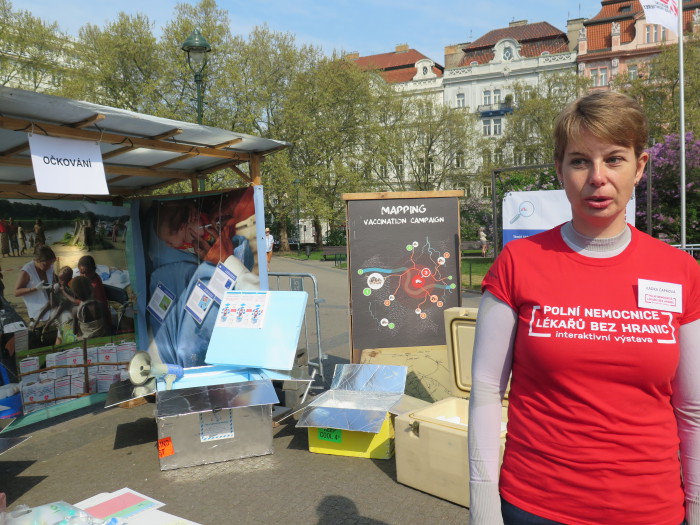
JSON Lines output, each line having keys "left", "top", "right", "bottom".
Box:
{"left": 493, "top": 89, "right": 501, "bottom": 104}
{"left": 493, "top": 118, "right": 502, "bottom": 136}
{"left": 503, "top": 46, "right": 513, "bottom": 61}
{"left": 599, "top": 67, "right": 608, "bottom": 86}
{"left": 646, "top": 24, "right": 667, "bottom": 43}
{"left": 513, "top": 148, "right": 523, "bottom": 166}
{"left": 525, "top": 150, "right": 536, "bottom": 165}
{"left": 483, "top": 90, "right": 491, "bottom": 105}
{"left": 494, "top": 149, "right": 504, "bottom": 164}
{"left": 628, "top": 64, "right": 638, "bottom": 80}
{"left": 456, "top": 93, "right": 465, "bottom": 108}
{"left": 483, "top": 119, "right": 492, "bottom": 136}
{"left": 455, "top": 150, "right": 465, "bottom": 168}
{"left": 590, "top": 68, "right": 609, "bottom": 87}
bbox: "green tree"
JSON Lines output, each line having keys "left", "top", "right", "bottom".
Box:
{"left": 59, "top": 13, "right": 163, "bottom": 112}
{"left": 496, "top": 71, "right": 589, "bottom": 166}
{"left": 0, "top": 0, "right": 69, "bottom": 92}
{"left": 277, "top": 57, "right": 377, "bottom": 248}
{"left": 611, "top": 37, "right": 700, "bottom": 140}
{"left": 367, "top": 93, "right": 480, "bottom": 192}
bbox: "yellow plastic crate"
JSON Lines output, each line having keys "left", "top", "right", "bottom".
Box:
{"left": 307, "top": 413, "right": 394, "bottom": 459}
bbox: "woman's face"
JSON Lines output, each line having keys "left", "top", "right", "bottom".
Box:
{"left": 556, "top": 130, "right": 648, "bottom": 238}
{"left": 35, "top": 259, "right": 54, "bottom": 272}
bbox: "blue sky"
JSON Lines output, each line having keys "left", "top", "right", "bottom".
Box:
{"left": 21, "top": 0, "right": 596, "bottom": 66}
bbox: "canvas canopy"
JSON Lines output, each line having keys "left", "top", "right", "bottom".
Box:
{"left": 0, "top": 87, "right": 289, "bottom": 200}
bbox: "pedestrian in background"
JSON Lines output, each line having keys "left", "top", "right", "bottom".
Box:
{"left": 479, "top": 227, "right": 488, "bottom": 257}
{"left": 265, "top": 227, "right": 274, "bottom": 266}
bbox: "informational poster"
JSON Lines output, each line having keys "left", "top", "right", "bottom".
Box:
{"left": 131, "top": 187, "right": 264, "bottom": 368}
{"left": 346, "top": 195, "right": 461, "bottom": 358}
{"left": 502, "top": 189, "right": 636, "bottom": 246}
{"left": 1, "top": 198, "right": 130, "bottom": 359}
{"left": 216, "top": 290, "right": 268, "bottom": 329}
{"left": 207, "top": 262, "right": 238, "bottom": 303}
{"left": 147, "top": 283, "right": 176, "bottom": 323}
{"left": 184, "top": 281, "right": 216, "bottom": 324}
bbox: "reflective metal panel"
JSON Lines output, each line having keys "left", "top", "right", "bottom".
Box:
{"left": 296, "top": 405, "right": 389, "bottom": 433}
{"left": 105, "top": 379, "right": 156, "bottom": 409}
{"left": 156, "top": 380, "right": 278, "bottom": 419}
{"left": 158, "top": 404, "right": 273, "bottom": 470}
{"left": 330, "top": 364, "right": 407, "bottom": 393}
{"left": 0, "top": 436, "right": 29, "bottom": 455}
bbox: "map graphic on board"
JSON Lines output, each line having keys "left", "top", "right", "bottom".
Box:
{"left": 348, "top": 197, "right": 461, "bottom": 353}
{"left": 357, "top": 237, "right": 457, "bottom": 332}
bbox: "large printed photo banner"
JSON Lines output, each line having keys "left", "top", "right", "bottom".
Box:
{"left": 131, "top": 187, "right": 264, "bottom": 369}
{"left": 347, "top": 196, "right": 461, "bottom": 357}
{"left": 0, "top": 199, "right": 129, "bottom": 360}
{"left": 502, "top": 189, "right": 636, "bottom": 246}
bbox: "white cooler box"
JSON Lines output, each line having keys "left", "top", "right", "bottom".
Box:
{"left": 395, "top": 396, "right": 507, "bottom": 507}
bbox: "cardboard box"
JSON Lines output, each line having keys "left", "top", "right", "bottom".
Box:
{"left": 45, "top": 351, "right": 68, "bottom": 379}
{"left": 36, "top": 380, "right": 55, "bottom": 403}
{"left": 394, "top": 397, "right": 507, "bottom": 507}
{"left": 97, "top": 344, "right": 117, "bottom": 366}
{"left": 54, "top": 376, "right": 71, "bottom": 401}
{"left": 20, "top": 372, "right": 39, "bottom": 385}
{"left": 64, "top": 347, "right": 84, "bottom": 375}
{"left": 19, "top": 356, "right": 40, "bottom": 374}
{"left": 97, "top": 372, "right": 120, "bottom": 393}
{"left": 307, "top": 413, "right": 395, "bottom": 459}
{"left": 117, "top": 342, "right": 136, "bottom": 364}
{"left": 297, "top": 364, "right": 428, "bottom": 460}
{"left": 70, "top": 375, "right": 85, "bottom": 396}
{"left": 21, "top": 381, "right": 40, "bottom": 406}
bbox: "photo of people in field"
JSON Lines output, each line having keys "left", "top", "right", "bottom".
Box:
{"left": 0, "top": 198, "right": 130, "bottom": 362}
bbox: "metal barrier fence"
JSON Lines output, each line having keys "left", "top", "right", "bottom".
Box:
{"left": 672, "top": 244, "right": 700, "bottom": 258}
{"left": 267, "top": 272, "right": 326, "bottom": 384}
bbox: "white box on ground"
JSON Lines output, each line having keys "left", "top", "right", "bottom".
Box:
{"left": 395, "top": 397, "right": 507, "bottom": 507}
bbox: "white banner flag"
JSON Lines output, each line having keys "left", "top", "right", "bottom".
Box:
{"left": 641, "top": 0, "right": 680, "bottom": 33}
{"left": 28, "top": 134, "right": 108, "bottom": 195}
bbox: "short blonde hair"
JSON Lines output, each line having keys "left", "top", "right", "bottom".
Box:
{"left": 554, "top": 91, "right": 648, "bottom": 162}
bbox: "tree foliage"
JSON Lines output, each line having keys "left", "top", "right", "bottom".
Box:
{"left": 636, "top": 132, "right": 700, "bottom": 244}
{"left": 60, "top": 12, "right": 163, "bottom": 112}
{"left": 0, "top": 0, "right": 69, "bottom": 92}
{"left": 612, "top": 36, "right": 700, "bottom": 140}
{"left": 495, "top": 72, "right": 590, "bottom": 167}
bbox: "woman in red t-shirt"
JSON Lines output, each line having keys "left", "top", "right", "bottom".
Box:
{"left": 468, "top": 92, "right": 700, "bottom": 525}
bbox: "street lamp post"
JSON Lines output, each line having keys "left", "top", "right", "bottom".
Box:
{"left": 181, "top": 29, "right": 211, "bottom": 192}
{"left": 293, "top": 178, "right": 301, "bottom": 255}
{"left": 181, "top": 29, "right": 211, "bottom": 125}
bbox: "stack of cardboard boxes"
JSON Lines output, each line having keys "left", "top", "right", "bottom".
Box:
{"left": 19, "top": 340, "right": 137, "bottom": 413}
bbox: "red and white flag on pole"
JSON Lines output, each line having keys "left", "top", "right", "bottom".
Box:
{"left": 641, "top": 0, "right": 680, "bottom": 33}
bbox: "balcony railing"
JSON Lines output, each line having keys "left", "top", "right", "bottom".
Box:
{"left": 477, "top": 102, "right": 514, "bottom": 116}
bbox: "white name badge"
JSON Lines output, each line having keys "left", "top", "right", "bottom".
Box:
{"left": 638, "top": 279, "right": 682, "bottom": 313}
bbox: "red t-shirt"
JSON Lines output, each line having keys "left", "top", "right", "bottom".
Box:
{"left": 483, "top": 225, "right": 700, "bottom": 525}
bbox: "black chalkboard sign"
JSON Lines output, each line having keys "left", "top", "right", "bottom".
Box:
{"left": 345, "top": 193, "right": 462, "bottom": 360}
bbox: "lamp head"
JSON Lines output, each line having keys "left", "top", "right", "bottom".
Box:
{"left": 181, "top": 29, "right": 212, "bottom": 74}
